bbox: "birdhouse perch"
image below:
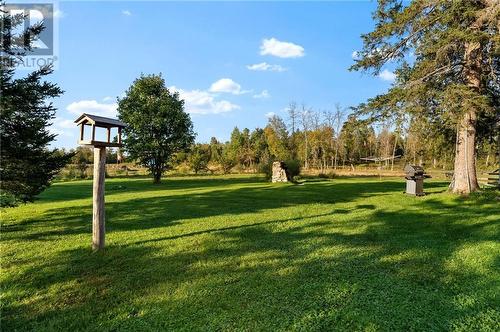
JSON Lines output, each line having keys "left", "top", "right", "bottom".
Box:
{"left": 74, "top": 113, "right": 126, "bottom": 251}
{"left": 74, "top": 113, "right": 126, "bottom": 147}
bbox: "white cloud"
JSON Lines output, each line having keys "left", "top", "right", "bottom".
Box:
{"left": 66, "top": 100, "right": 118, "bottom": 117}
{"left": 247, "top": 62, "right": 287, "bottom": 72}
{"left": 209, "top": 78, "right": 248, "bottom": 95}
{"left": 260, "top": 38, "right": 305, "bottom": 58}
{"left": 170, "top": 86, "right": 240, "bottom": 115}
{"left": 53, "top": 117, "right": 75, "bottom": 129}
{"left": 265, "top": 112, "right": 276, "bottom": 118}
{"left": 53, "top": 9, "right": 65, "bottom": 19}
{"left": 122, "top": 10, "right": 132, "bottom": 16}
{"left": 49, "top": 117, "right": 74, "bottom": 138}
{"left": 102, "top": 96, "right": 114, "bottom": 102}
{"left": 253, "top": 90, "right": 270, "bottom": 99}
{"left": 379, "top": 69, "right": 396, "bottom": 82}
{"left": 49, "top": 127, "right": 71, "bottom": 138}
{"left": 29, "top": 10, "right": 44, "bottom": 22}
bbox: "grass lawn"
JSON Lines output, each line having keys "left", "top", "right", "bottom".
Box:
{"left": 1, "top": 175, "right": 499, "bottom": 331}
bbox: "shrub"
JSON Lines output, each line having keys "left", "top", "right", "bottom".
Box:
{"left": 69, "top": 167, "right": 78, "bottom": 179}
{"left": 258, "top": 161, "right": 272, "bottom": 180}
{"left": 218, "top": 154, "right": 235, "bottom": 174}
{"left": 318, "top": 171, "right": 336, "bottom": 179}
{"left": 1, "top": 192, "right": 19, "bottom": 207}
{"left": 284, "top": 159, "right": 301, "bottom": 178}
{"left": 174, "top": 163, "right": 191, "bottom": 175}
{"left": 188, "top": 145, "right": 210, "bottom": 174}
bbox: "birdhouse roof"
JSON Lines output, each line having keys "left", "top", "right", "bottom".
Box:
{"left": 74, "top": 113, "right": 126, "bottom": 128}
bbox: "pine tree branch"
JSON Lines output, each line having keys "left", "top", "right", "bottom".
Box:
{"left": 405, "top": 61, "right": 465, "bottom": 88}
{"left": 380, "top": 9, "right": 440, "bottom": 63}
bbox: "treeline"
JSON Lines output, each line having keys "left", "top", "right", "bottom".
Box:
{"left": 176, "top": 103, "right": 497, "bottom": 174}
{"left": 59, "top": 147, "right": 121, "bottom": 179}
{"left": 67, "top": 102, "right": 498, "bottom": 177}
{"left": 65, "top": 103, "right": 498, "bottom": 178}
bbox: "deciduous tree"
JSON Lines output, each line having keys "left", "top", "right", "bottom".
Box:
{"left": 118, "top": 74, "right": 195, "bottom": 183}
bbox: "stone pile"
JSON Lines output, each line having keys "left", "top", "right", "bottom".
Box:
{"left": 272, "top": 161, "right": 290, "bottom": 183}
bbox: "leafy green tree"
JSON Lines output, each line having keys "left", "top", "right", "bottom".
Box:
{"left": 209, "top": 137, "right": 222, "bottom": 162}
{"left": 264, "top": 115, "right": 290, "bottom": 161}
{"left": 227, "top": 127, "right": 243, "bottom": 166}
{"left": 239, "top": 128, "right": 254, "bottom": 167}
{"left": 0, "top": 7, "right": 72, "bottom": 204}
{"left": 250, "top": 128, "right": 270, "bottom": 166}
{"left": 188, "top": 144, "right": 210, "bottom": 174}
{"left": 351, "top": 0, "right": 498, "bottom": 193}
{"left": 340, "top": 116, "right": 372, "bottom": 163}
{"left": 72, "top": 147, "right": 93, "bottom": 178}
{"left": 118, "top": 74, "right": 195, "bottom": 183}
{"left": 217, "top": 146, "right": 236, "bottom": 174}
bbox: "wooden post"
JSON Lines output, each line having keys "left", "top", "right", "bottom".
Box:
{"left": 92, "top": 146, "right": 106, "bottom": 250}
{"left": 118, "top": 127, "right": 122, "bottom": 144}
{"left": 91, "top": 124, "right": 96, "bottom": 141}
{"left": 107, "top": 127, "right": 111, "bottom": 143}
{"left": 80, "top": 124, "right": 84, "bottom": 141}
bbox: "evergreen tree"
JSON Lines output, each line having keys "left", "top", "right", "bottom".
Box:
{"left": 264, "top": 115, "right": 290, "bottom": 161}
{"left": 227, "top": 127, "right": 243, "bottom": 165}
{"left": 351, "top": 0, "right": 499, "bottom": 194}
{"left": 340, "top": 116, "right": 372, "bottom": 163}
{"left": 0, "top": 6, "right": 72, "bottom": 204}
{"left": 250, "top": 128, "right": 270, "bottom": 165}
{"left": 209, "top": 137, "right": 221, "bottom": 162}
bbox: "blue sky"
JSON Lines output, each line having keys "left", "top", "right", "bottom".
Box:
{"left": 43, "top": 1, "right": 396, "bottom": 148}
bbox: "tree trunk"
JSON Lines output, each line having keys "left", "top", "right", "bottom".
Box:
{"left": 450, "top": 110, "right": 480, "bottom": 194}
{"left": 450, "top": 40, "right": 482, "bottom": 194}
{"left": 153, "top": 168, "right": 162, "bottom": 184}
{"left": 391, "top": 134, "right": 398, "bottom": 171}
{"left": 304, "top": 132, "right": 309, "bottom": 170}
{"left": 334, "top": 146, "right": 339, "bottom": 170}
{"left": 117, "top": 148, "right": 122, "bottom": 164}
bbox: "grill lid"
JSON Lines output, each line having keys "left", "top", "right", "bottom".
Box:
{"left": 404, "top": 164, "right": 425, "bottom": 176}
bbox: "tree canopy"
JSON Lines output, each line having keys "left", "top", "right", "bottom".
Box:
{"left": 351, "top": 0, "right": 499, "bottom": 194}
{"left": 0, "top": 6, "right": 71, "bottom": 205}
{"left": 118, "top": 74, "right": 195, "bottom": 183}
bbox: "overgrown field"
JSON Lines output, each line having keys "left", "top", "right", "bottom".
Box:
{"left": 1, "top": 175, "right": 499, "bottom": 331}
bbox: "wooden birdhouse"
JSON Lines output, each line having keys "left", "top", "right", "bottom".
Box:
{"left": 74, "top": 113, "right": 126, "bottom": 251}
{"left": 74, "top": 113, "right": 126, "bottom": 147}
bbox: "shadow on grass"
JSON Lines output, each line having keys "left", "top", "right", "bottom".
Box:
{"left": 2, "top": 178, "right": 499, "bottom": 330}
{"left": 3, "top": 179, "right": 417, "bottom": 241}
{"left": 41, "top": 176, "right": 267, "bottom": 203}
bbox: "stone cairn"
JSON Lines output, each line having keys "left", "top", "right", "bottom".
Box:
{"left": 272, "top": 161, "right": 290, "bottom": 183}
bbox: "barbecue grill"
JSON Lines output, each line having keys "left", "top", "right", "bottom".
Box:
{"left": 404, "top": 165, "right": 425, "bottom": 196}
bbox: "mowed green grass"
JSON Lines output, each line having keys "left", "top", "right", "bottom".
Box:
{"left": 1, "top": 175, "right": 499, "bottom": 331}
